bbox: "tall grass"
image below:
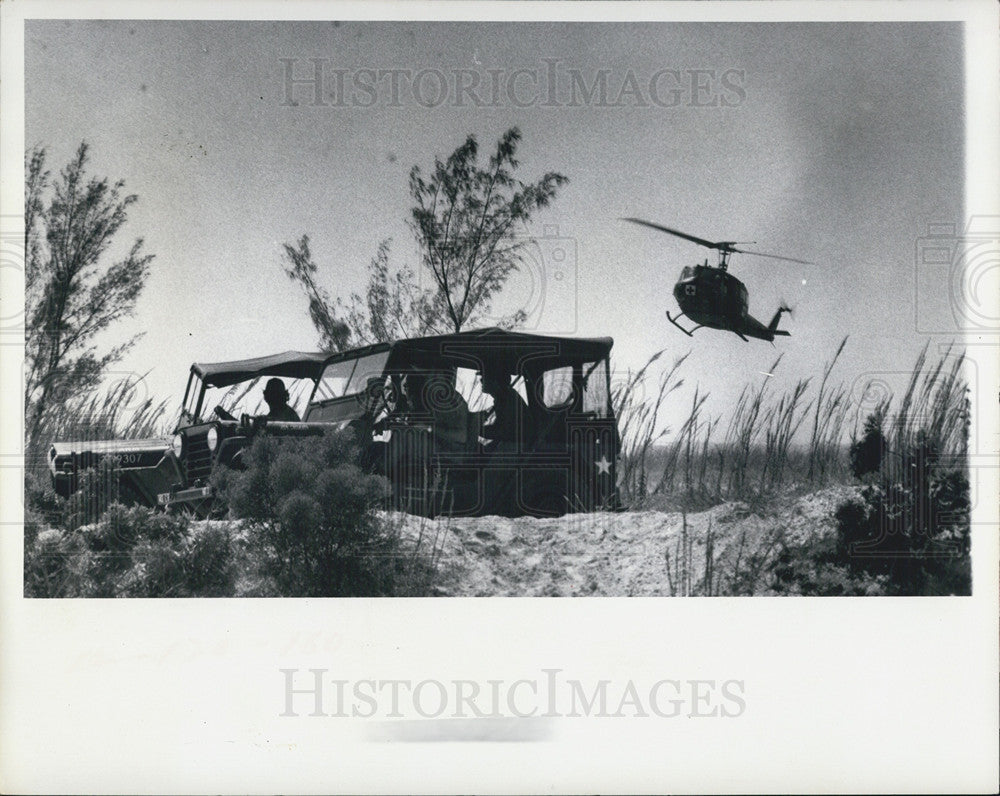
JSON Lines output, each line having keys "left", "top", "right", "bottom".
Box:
{"left": 27, "top": 375, "right": 170, "bottom": 476}
{"left": 652, "top": 386, "right": 710, "bottom": 498}
{"left": 615, "top": 339, "right": 851, "bottom": 509}
{"left": 830, "top": 341, "right": 971, "bottom": 595}
{"left": 663, "top": 512, "right": 786, "bottom": 596}
{"left": 846, "top": 339, "right": 968, "bottom": 483}
{"left": 611, "top": 351, "right": 688, "bottom": 503}
{"left": 759, "top": 376, "right": 811, "bottom": 492}
{"left": 807, "top": 337, "right": 851, "bottom": 482}
{"left": 723, "top": 356, "right": 782, "bottom": 497}
{"left": 615, "top": 336, "right": 968, "bottom": 515}
{"left": 887, "top": 341, "right": 968, "bottom": 461}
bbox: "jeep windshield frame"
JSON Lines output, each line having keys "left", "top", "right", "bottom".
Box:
{"left": 312, "top": 345, "right": 393, "bottom": 404}
{"left": 180, "top": 350, "right": 328, "bottom": 424}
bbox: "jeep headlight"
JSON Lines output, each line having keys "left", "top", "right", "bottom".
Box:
{"left": 171, "top": 433, "right": 184, "bottom": 457}
{"left": 206, "top": 426, "right": 219, "bottom": 452}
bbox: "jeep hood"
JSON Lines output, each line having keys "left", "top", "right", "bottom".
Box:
{"left": 50, "top": 437, "right": 172, "bottom": 458}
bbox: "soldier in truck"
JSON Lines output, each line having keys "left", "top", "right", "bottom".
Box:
{"left": 404, "top": 369, "right": 471, "bottom": 454}
{"left": 263, "top": 378, "right": 300, "bottom": 422}
{"left": 479, "top": 365, "right": 534, "bottom": 453}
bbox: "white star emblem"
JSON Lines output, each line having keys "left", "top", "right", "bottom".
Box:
{"left": 595, "top": 455, "right": 611, "bottom": 475}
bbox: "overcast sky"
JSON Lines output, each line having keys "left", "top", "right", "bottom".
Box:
{"left": 25, "top": 19, "right": 964, "bottom": 429}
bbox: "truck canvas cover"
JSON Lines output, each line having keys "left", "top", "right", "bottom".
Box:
{"left": 192, "top": 350, "right": 329, "bottom": 387}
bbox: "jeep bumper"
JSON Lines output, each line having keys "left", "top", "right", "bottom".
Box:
{"left": 157, "top": 485, "right": 214, "bottom": 510}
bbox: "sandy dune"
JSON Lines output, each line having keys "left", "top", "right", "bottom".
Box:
{"left": 392, "top": 486, "right": 857, "bottom": 596}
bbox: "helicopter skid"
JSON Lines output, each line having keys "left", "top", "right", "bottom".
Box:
{"left": 665, "top": 311, "right": 702, "bottom": 337}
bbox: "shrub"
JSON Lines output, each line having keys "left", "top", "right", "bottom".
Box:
{"left": 23, "top": 504, "right": 238, "bottom": 598}
{"left": 118, "top": 538, "right": 186, "bottom": 597}
{"left": 24, "top": 468, "right": 63, "bottom": 535}
{"left": 834, "top": 345, "right": 971, "bottom": 595}
{"left": 832, "top": 466, "right": 970, "bottom": 595}
{"left": 24, "top": 528, "right": 82, "bottom": 598}
{"left": 24, "top": 474, "right": 62, "bottom": 574}
{"left": 61, "top": 457, "right": 135, "bottom": 531}
{"left": 849, "top": 409, "right": 888, "bottom": 479}
{"left": 182, "top": 524, "right": 239, "bottom": 597}
{"left": 770, "top": 535, "right": 890, "bottom": 596}
{"left": 221, "top": 430, "right": 423, "bottom": 597}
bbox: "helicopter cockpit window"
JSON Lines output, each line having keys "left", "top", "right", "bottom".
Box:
{"left": 681, "top": 266, "right": 694, "bottom": 280}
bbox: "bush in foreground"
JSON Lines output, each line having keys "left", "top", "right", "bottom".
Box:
{"left": 770, "top": 533, "right": 891, "bottom": 596}
{"left": 220, "top": 430, "right": 432, "bottom": 597}
{"left": 829, "top": 464, "right": 970, "bottom": 595}
{"left": 848, "top": 408, "right": 887, "bottom": 479}
{"left": 24, "top": 504, "right": 237, "bottom": 598}
{"left": 831, "top": 345, "right": 970, "bottom": 595}
{"left": 25, "top": 428, "right": 440, "bottom": 598}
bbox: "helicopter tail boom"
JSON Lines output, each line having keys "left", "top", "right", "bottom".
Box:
{"left": 767, "top": 305, "right": 792, "bottom": 337}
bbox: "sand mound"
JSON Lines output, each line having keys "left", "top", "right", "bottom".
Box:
{"left": 391, "top": 486, "right": 858, "bottom": 596}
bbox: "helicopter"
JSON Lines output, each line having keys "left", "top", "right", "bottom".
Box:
{"left": 622, "top": 218, "right": 812, "bottom": 342}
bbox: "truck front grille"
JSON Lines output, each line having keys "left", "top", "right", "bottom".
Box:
{"left": 183, "top": 431, "right": 213, "bottom": 484}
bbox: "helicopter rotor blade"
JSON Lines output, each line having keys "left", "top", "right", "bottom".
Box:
{"left": 729, "top": 248, "right": 814, "bottom": 265}
{"left": 621, "top": 217, "right": 813, "bottom": 264}
{"left": 620, "top": 218, "right": 731, "bottom": 251}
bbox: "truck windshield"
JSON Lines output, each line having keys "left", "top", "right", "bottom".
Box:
{"left": 314, "top": 351, "right": 390, "bottom": 402}
{"left": 196, "top": 377, "right": 315, "bottom": 423}
{"left": 539, "top": 358, "right": 610, "bottom": 416}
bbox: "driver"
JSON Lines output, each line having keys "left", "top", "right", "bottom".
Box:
{"left": 404, "top": 369, "right": 470, "bottom": 453}
{"left": 263, "top": 378, "right": 300, "bottom": 421}
{"left": 480, "top": 366, "right": 532, "bottom": 450}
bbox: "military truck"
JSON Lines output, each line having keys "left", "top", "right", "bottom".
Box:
{"left": 160, "top": 329, "right": 621, "bottom": 517}
{"left": 49, "top": 351, "right": 328, "bottom": 510}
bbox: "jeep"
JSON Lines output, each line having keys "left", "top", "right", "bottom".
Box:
{"left": 49, "top": 350, "right": 327, "bottom": 512}
{"left": 160, "top": 328, "right": 621, "bottom": 517}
